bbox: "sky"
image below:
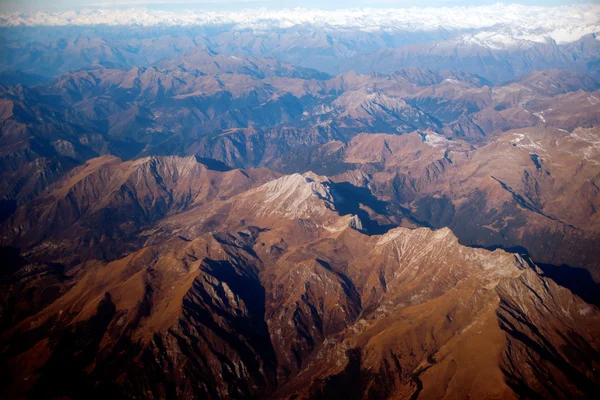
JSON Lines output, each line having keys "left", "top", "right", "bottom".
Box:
{"left": 0, "top": 0, "right": 596, "bottom": 13}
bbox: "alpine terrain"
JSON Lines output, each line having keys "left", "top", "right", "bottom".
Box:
{"left": 0, "top": 2, "right": 599, "bottom": 400}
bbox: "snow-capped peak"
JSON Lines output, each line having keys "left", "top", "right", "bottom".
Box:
{"left": 1, "top": 4, "right": 598, "bottom": 46}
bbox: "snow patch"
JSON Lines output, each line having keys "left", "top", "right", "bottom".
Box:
{"left": 510, "top": 133, "right": 525, "bottom": 144}
{"left": 532, "top": 111, "right": 546, "bottom": 123}
{"left": 424, "top": 133, "right": 449, "bottom": 147}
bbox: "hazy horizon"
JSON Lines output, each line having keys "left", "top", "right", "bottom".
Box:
{"left": 0, "top": 0, "right": 595, "bottom": 13}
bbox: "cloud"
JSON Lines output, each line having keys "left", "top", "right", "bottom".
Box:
{"left": 85, "top": 0, "right": 272, "bottom": 5}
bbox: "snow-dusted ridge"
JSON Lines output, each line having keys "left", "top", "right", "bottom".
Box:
{"left": 1, "top": 4, "right": 599, "bottom": 45}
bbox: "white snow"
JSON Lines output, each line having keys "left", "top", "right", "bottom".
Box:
{"left": 424, "top": 133, "right": 449, "bottom": 147}
{"left": 510, "top": 132, "right": 548, "bottom": 154}
{"left": 510, "top": 133, "right": 525, "bottom": 144}
{"left": 1, "top": 4, "right": 599, "bottom": 46}
{"left": 569, "top": 131, "right": 600, "bottom": 164}
{"left": 532, "top": 112, "right": 546, "bottom": 123}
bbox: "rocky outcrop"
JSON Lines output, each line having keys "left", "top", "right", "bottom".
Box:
{"left": 0, "top": 155, "right": 277, "bottom": 264}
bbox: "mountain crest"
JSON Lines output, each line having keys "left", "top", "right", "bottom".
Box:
{"left": 237, "top": 172, "right": 339, "bottom": 219}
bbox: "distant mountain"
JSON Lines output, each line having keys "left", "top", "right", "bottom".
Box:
{"left": 0, "top": 84, "right": 106, "bottom": 208}
{"left": 0, "top": 70, "right": 48, "bottom": 86}
{"left": 1, "top": 5, "right": 599, "bottom": 81}
{"left": 155, "top": 47, "right": 330, "bottom": 80}
{"left": 347, "top": 34, "right": 600, "bottom": 83}
{"left": 2, "top": 59, "right": 598, "bottom": 215}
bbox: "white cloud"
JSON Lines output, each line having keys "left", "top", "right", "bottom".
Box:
{"left": 85, "top": 0, "right": 271, "bottom": 5}
{"left": 0, "top": 4, "right": 598, "bottom": 45}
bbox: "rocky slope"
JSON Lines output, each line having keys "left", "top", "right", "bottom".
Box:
{"left": 10, "top": 62, "right": 594, "bottom": 174}
{"left": 304, "top": 127, "right": 600, "bottom": 281}
{"left": 0, "top": 155, "right": 277, "bottom": 264}
{"left": 1, "top": 165, "right": 598, "bottom": 399}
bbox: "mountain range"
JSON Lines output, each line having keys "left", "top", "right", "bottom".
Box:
{"left": 1, "top": 5, "right": 600, "bottom": 399}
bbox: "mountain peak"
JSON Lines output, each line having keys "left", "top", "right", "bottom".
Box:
{"left": 237, "top": 173, "right": 337, "bottom": 220}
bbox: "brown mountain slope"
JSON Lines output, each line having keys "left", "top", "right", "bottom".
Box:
{"left": 5, "top": 63, "right": 594, "bottom": 187}
{"left": 281, "top": 127, "right": 600, "bottom": 281}
{"left": 0, "top": 155, "right": 277, "bottom": 264}
{"left": 1, "top": 184, "right": 598, "bottom": 399}
{"left": 0, "top": 84, "right": 110, "bottom": 208}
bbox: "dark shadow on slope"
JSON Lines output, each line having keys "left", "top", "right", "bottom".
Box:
{"left": 310, "top": 349, "right": 365, "bottom": 400}
{"left": 497, "top": 303, "right": 600, "bottom": 399}
{"left": 22, "top": 294, "right": 119, "bottom": 400}
{"left": 316, "top": 259, "right": 362, "bottom": 317}
{"left": 0, "top": 246, "right": 27, "bottom": 277}
{"left": 0, "top": 70, "right": 50, "bottom": 87}
{"left": 491, "top": 176, "right": 579, "bottom": 230}
{"left": 463, "top": 242, "right": 600, "bottom": 308}
{"left": 195, "top": 156, "right": 234, "bottom": 171}
{"left": 536, "top": 263, "right": 600, "bottom": 308}
{"left": 272, "top": 142, "right": 353, "bottom": 176}
{"left": 310, "top": 347, "right": 406, "bottom": 400}
{"left": 328, "top": 181, "right": 397, "bottom": 235}
{"left": 107, "top": 139, "right": 147, "bottom": 161}
{"left": 0, "top": 200, "right": 17, "bottom": 223}
{"left": 179, "top": 258, "right": 278, "bottom": 396}
{"left": 467, "top": 243, "right": 531, "bottom": 257}
{"left": 411, "top": 195, "right": 455, "bottom": 229}
{"left": 379, "top": 185, "right": 600, "bottom": 308}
